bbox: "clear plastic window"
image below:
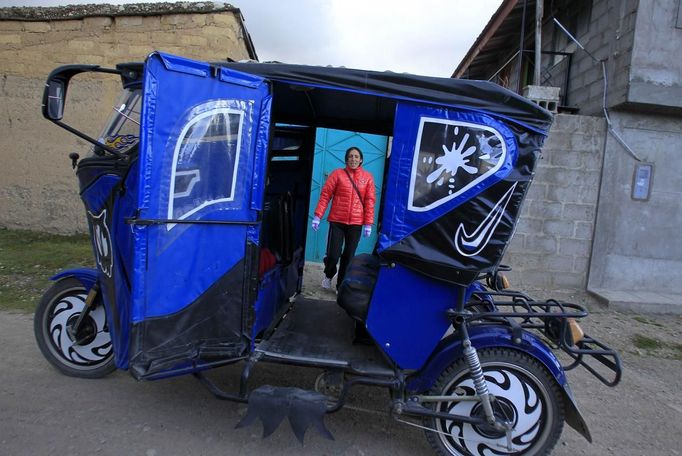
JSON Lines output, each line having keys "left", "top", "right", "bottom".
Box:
{"left": 168, "top": 108, "right": 244, "bottom": 222}
{"left": 96, "top": 88, "right": 141, "bottom": 155}
{"left": 408, "top": 118, "right": 507, "bottom": 212}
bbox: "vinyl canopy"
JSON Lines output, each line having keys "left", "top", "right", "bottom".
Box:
{"left": 220, "top": 61, "right": 553, "bottom": 136}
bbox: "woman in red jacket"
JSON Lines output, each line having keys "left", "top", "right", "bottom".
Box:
{"left": 312, "top": 147, "right": 376, "bottom": 291}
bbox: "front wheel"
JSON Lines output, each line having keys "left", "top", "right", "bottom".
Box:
{"left": 424, "top": 348, "right": 565, "bottom": 456}
{"left": 34, "top": 278, "right": 115, "bottom": 378}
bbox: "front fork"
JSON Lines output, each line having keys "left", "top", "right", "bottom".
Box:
{"left": 66, "top": 282, "right": 100, "bottom": 344}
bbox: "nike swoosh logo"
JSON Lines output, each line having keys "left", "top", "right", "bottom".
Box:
{"left": 454, "top": 183, "right": 517, "bottom": 257}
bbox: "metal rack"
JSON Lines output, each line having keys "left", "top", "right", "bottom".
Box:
{"left": 460, "top": 289, "right": 622, "bottom": 386}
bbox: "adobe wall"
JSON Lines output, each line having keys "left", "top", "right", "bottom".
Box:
{"left": 0, "top": 2, "right": 255, "bottom": 233}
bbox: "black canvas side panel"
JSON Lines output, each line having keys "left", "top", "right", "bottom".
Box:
{"left": 129, "top": 259, "right": 247, "bottom": 379}
{"left": 380, "top": 181, "right": 529, "bottom": 286}
{"left": 380, "top": 124, "right": 543, "bottom": 286}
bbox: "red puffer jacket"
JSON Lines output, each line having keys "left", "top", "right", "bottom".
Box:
{"left": 314, "top": 166, "right": 376, "bottom": 226}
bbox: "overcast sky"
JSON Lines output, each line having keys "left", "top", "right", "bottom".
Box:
{"left": 1, "top": 0, "right": 503, "bottom": 77}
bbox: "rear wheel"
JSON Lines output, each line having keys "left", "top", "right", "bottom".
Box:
{"left": 314, "top": 370, "right": 345, "bottom": 407}
{"left": 34, "top": 278, "right": 115, "bottom": 378}
{"left": 423, "top": 348, "right": 564, "bottom": 456}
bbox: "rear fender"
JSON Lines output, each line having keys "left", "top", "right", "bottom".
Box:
{"left": 407, "top": 325, "right": 592, "bottom": 442}
{"left": 50, "top": 268, "right": 99, "bottom": 291}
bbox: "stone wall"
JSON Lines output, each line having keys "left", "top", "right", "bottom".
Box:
{"left": 0, "top": 2, "right": 255, "bottom": 233}
{"left": 504, "top": 114, "right": 606, "bottom": 302}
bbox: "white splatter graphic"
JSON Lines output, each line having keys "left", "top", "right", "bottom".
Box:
{"left": 426, "top": 133, "right": 478, "bottom": 185}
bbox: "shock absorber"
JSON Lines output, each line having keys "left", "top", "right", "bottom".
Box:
{"left": 451, "top": 287, "right": 502, "bottom": 429}
{"left": 462, "top": 339, "right": 496, "bottom": 425}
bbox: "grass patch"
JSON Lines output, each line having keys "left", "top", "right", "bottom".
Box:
{"left": 632, "top": 333, "right": 682, "bottom": 360}
{"left": 633, "top": 334, "right": 662, "bottom": 350}
{"left": 0, "top": 228, "right": 93, "bottom": 312}
{"left": 672, "top": 343, "right": 682, "bottom": 361}
{"left": 632, "top": 315, "right": 664, "bottom": 327}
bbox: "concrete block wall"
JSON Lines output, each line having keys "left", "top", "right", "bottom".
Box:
{"left": 503, "top": 114, "right": 606, "bottom": 301}
{"left": 0, "top": 2, "right": 255, "bottom": 234}
{"left": 541, "top": 0, "right": 682, "bottom": 115}
{"left": 541, "top": 0, "right": 637, "bottom": 115}
{"left": 497, "top": 0, "right": 639, "bottom": 114}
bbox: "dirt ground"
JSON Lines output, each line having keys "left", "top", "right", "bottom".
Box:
{"left": 1, "top": 282, "right": 681, "bottom": 455}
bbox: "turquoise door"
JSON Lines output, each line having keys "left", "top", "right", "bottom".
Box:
{"left": 306, "top": 129, "right": 387, "bottom": 262}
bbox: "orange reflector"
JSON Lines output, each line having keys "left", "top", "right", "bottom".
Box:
{"left": 499, "top": 274, "right": 510, "bottom": 290}
{"left": 568, "top": 318, "right": 585, "bottom": 344}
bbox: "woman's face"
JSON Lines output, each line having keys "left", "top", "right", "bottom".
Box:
{"left": 346, "top": 150, "right": 362, "bottom": 169}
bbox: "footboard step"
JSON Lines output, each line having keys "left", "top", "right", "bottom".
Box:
{"left": 235, "top": 385, "right": 334, "bottom": 443}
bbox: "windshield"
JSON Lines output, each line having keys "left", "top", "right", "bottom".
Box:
{"left": 94, "top": 87, "right": 141, "bottom": 156}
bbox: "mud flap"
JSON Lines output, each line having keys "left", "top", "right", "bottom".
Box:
{"left": 562, "top": 383, "right": 592, "bottom": 442}
{"left": 236, "top": 385, "right": 335, "bottom": 443}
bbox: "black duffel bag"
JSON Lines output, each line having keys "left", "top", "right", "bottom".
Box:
{"left": 336, "top": 254, "right": 381, "bottom": 322}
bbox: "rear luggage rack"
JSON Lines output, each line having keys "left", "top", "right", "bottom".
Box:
{"left": 452, "top": 289, "right": 622, "bottom": 386}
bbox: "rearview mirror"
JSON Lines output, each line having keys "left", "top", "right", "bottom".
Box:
{"left": 45, "top": 79, "right": 65, "bottom": 121}
{"left": 41, "top": 64, "right": 127, "bottom": 157}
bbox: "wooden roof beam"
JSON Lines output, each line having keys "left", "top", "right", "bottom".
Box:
{"left": 452, "top": 0, "right": 520, "bottom": 78}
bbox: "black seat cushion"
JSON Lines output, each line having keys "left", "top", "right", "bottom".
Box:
{"left": 336, "top": 254, "right": 381, "bottom": 322}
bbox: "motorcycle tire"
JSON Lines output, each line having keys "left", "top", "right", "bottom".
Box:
{"left": 34, "top": 278, "right": 115, "bottom": 378}
{"left": 423, "top": 347, "right": 565, "bottom": 456}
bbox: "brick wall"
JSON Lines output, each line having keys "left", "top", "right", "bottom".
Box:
{"left": 503, "top": 114, "right": 606, "bottom": 302}
{"left": 0, "top": 2, "right": 255, "bottom": 233}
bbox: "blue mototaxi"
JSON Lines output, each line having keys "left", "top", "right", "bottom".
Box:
{"left": 35, "top": 51, "right": 621, "bottom": 456}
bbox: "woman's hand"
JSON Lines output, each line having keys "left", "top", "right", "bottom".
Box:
{"left": 363, "top": 225, "right": 372, "bottom": 237}
{"left": 312, "top": 216, "right": 320, "bottom": 231}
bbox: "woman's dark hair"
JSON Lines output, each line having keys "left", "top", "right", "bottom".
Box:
{"left": 345, "top": 146, "right": 363, "bottom": 163}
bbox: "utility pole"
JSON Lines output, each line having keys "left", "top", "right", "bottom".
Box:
{"left": 534, "top": 0, "right": 543, "bottom": 85}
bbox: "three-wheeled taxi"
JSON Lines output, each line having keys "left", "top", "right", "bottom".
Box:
{"left": 35, "top": 51, "right": 621, "bottom": 455}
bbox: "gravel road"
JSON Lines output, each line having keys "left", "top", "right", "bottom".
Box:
{"left": 1, "top": 305, "right": 680, "bottom": 456}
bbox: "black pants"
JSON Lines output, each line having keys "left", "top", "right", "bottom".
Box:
{"left": 323, "top": 222, "right": 362, "bottom": 288}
